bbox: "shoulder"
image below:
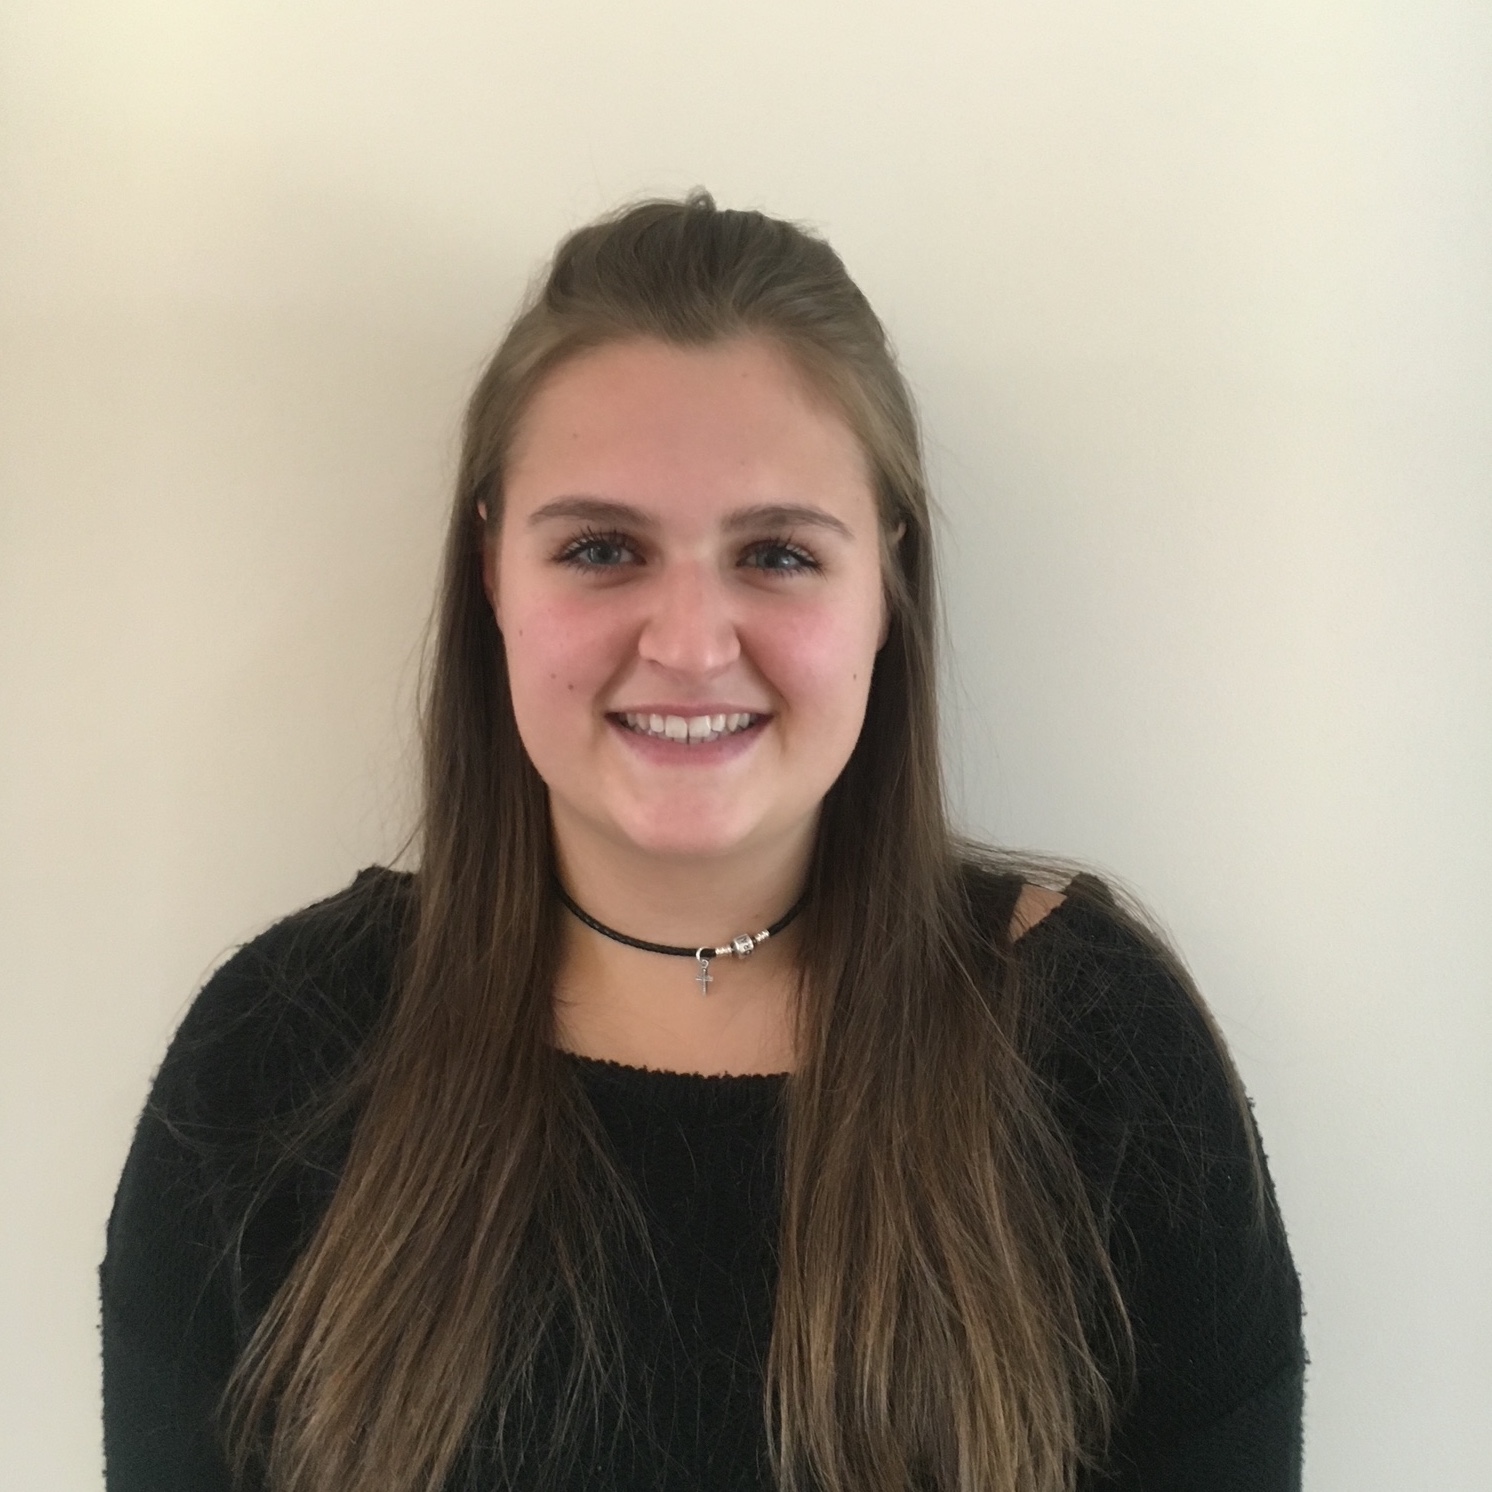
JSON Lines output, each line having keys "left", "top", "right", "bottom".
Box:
{"left": 968, "top": 865, "right": 1267, "bottom": 1216}
{"left": 961, "top": 863, "right": 1204, "bottom": 1055}
{"left": 1001, "top": 874, "right": 1305, "bottom": 1453}
{"left": 152, "top": 866, "right": 413, "bottom": 1136}
{"left": 1009, "top": 883, "right": 1066, "bottom": 941}
{"left": 955, "top": 860, "right": 1303, "bottom": 1454}
{"left": 955, "top": 862, "right": 1214, "bottom": 1123}
{"left": 104, "top": 868, "right": 412, "bottom": 1336}
{"left": 1009, "top": 875, "right": 1226, "bottom": 1105}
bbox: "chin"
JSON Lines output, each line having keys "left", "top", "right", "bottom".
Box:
{"left": 606, "top": 797, "right": 786, "bottom": 863}
{"left": 615, "top": 820, "right": 760, "bottom": 862}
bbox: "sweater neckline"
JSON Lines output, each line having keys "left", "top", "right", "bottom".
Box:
{"left": 561, "top": 1050, "right": 788, "bottom": 1122}
{"left": 556, "top": 890, "right": 1085, "bottom": 1104}
{"left": 564, "top": 1050, "right": 790, "bottom": 1082}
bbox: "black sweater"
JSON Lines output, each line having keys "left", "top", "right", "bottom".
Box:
{"left": 101, "top": 868, "right": 1304, "bottom": 1490}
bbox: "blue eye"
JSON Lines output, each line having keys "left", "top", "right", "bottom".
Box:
{"left": 743, "top": 539, "right": 820, "bottom": 573}
{"left": 557, "top": 530, "right": 637, "bottom": 570}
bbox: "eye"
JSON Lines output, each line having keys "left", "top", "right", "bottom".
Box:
{"left": 741, "top": 537, "right": 821, "bottom": 574}
{"left": 556, "top": 529, "right": 640, "bottom": 571}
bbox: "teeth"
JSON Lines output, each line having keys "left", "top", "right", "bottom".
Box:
{"left": 619, "top": 711, "right": 759, "bottom": 743}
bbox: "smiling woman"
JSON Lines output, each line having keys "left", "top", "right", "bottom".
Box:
{"left": 100, "top": 194, "right": 1303, "bottom": 1492}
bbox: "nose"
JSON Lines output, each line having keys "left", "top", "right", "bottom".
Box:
{"left": 635, "top": 560, "right": 741, "bottom": 678}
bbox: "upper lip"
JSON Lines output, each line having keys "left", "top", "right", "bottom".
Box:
{"left": 608, "top": 705, "right": 771, "bottom": 717}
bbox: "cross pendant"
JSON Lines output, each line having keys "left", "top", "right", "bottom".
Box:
{"left": 695, "top": 956, "right": 713, "bottom": 993}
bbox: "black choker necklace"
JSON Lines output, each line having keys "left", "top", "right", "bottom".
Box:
{"left": 555, "top": 884, "right": 807, "bottom": 994}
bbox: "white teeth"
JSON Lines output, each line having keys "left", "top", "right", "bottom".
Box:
{"left": 618, "top": 711, "right": 759, "bottom": 743}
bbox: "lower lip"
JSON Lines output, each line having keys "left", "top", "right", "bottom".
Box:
{"left": 606, "top": 714, "right": 768, "bottom": 764}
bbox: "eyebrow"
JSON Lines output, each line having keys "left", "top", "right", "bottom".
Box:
{"left": 526, "top": 496, "right": 854, "bottom": 540}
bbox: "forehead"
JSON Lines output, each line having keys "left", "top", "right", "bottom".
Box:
{"left": 503, "top": 336, "right": 875, "bottom": 521}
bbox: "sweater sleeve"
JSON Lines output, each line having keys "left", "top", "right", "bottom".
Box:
{"left": 1098, "top": 1357, "right": 1304, "bottom": 1492}
{"left": 1030, "top": 896, "right": 1306, "bottom": 1492}
{"left": 100, "top": 869, "right": 405, "bottom": 1492}
{"left": 99, "top": 920, "right": 285, "bottom": 1492}
{"left": 101, "top": 1082, "right": 241, "bottom": 1491}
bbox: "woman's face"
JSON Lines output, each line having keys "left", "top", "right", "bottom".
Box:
{"left": 488, "top": 335, "right": 888, "bottom": 870}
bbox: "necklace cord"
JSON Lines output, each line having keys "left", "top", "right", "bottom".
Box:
{"left": 554, "top": 883, "right": 806, "bottom": 960}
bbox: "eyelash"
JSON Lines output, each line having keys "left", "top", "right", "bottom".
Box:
{"left": 555, "top": 528, "right": 822, "bottom": 575}
{"left": 555, "top": 528, "right": 636, "bottom": 571}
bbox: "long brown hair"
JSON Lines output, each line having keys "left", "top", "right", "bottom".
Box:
{"left": 227, "top": 194, "right": 1151, "bottom": 1492}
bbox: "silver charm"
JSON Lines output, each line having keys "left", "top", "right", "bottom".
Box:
{"left": 694, "top": 950, "right": 714, "bottom": 993}
{"left": 693, "top": 929, "right": 774, "bottom": 994}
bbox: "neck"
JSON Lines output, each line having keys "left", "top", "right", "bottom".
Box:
{"left": 551, "top": 800, "right": 813, "bottom": 948}
{"left": 549, "top": 815, "right": 810, "bottom": 1076}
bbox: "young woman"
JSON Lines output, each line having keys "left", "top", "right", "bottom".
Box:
{"left": 101, "top": 194, "right": 1304, "bottom": 1492}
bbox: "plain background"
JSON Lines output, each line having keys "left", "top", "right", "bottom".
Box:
{"left": 2, "top": 3, "right": 1488, "bottom": 1487}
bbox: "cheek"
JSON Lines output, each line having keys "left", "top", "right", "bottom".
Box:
{"left": 500, "top": 587, "right": 627, "bottom": 723}
{"left": 756, "top": 589, "right": 883, "bottom": 728}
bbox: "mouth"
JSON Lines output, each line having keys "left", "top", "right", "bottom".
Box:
{"left": 611, "top": 710, "right": 767, "bottom": 746}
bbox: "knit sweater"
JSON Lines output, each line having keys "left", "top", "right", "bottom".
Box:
{"left": 101, "top": 868, "right": 1304, "bottom": 1490}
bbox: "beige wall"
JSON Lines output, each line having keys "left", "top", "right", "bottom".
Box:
{"left": 3, "top": 3, "right": 1488, "bottom": 1487}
